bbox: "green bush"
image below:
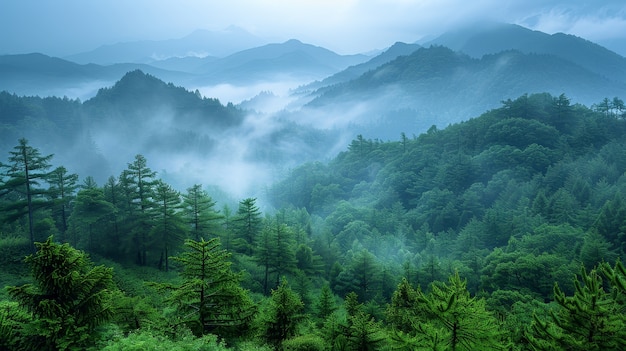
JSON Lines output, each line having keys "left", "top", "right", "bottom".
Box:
{"left": 282, "top": 334, "right": 326, "bottom": 351}
{"left": 100, "top": 329, "right": 230, "bottom": 351}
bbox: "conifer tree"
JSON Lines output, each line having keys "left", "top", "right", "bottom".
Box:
{"left": 386, "top": 278, "right": 422, "bottom": 334}
{"left": 6, "top": 237, "right": 114, "bottom": 350}
{"left": 233, "top": 197, "right": 262, "bottom": 255}
{"left": 68, "top": 185, "right": 115, "bottom": 251}
{"left": 47, "top": 166, "right": 79, "bottom": 239}
{"left": 182, "top": 184, "right": 223, "bottom": 241}
{"left": 389, "top": 272, "right": 507, "bottom": 350}
{"left": 0, "top": 138, "right": 53, "bottom": 252}
{"left": 255, "top": 216, "right": 298, "bottom": 294}
{"left": 151, "top": 179, "right": 186, "bottom": 271}
{"left": 333, "top": 292, "right": 387, "bottom": 351}
{"left": 527, "top": 266, "right": 626, "bottom": 350}
{"left": 124, "top": 154, "right": 157, "bottom": 265}
{"left": 316, "top": 283, "right": 337, "bottom": 321}
{"left": 156, "top": 238, "right": 255, "bottom": 338}
{"left": 262, "top": 278, "right": 305, "bottom": 349}
{"left": 220, "top": 204, "right": 235, "bottom": 251}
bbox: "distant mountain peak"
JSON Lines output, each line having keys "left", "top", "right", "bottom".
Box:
{"left": 426, "top": 22, "right": 626, "bottom": 83}
{"left": 284, "top": 38, "right": 304, "bottom": 45}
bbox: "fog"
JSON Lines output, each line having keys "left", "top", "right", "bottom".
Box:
{"left": 80, "top": 79, "right": 345, "bottom": 204}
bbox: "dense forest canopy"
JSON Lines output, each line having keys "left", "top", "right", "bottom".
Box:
{"left": 2, "top": 92, "right": 626, "bottom": 350}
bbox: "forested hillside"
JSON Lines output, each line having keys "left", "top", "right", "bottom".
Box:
{"left": 0, "top": 70, "right": 338, "bottom": 194}
{"left": 2, "top": 92, "right": 626, "bottom": 350}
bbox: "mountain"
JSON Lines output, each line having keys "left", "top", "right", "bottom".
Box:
{"left": 64, "top": 26, "right": 267, "bottom": 64}
{"left": 1, "top": 39, "right": 369, "bottom": 99}
{"left": 426, "top": 22, "right": 626, "bottom": 83}
{"left": 0, "top": 71, "right": 340, "bottom": 196}
{"left": 302, "top": 46, "right": 626, "bottom": 139}
{"left": 0, "top": 53, "right": 192, "bottom": 99}
{"left": 188, "top": 39, "right": 369, "bottom": 84}
{"left": 298, "top": 41, "right": 422, "bottom": 92}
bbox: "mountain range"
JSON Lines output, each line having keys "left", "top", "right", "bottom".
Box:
{"left": 0, "top": 38, "right": 370, "bottom": 99}
{"left": 1, "top": 22, "right": 626, "bottom": 196}
{"left": 64, "top": 26, "right": 267, "bottom": 64}
{"left": 424, "top": 22, "right": 626, "bottom": 83}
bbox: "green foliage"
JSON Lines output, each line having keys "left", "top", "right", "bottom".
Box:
{"left": 156, "top": 238, "right": 255, "bottom": 338}
{"left": 182, "top": 184, "right": 223, "bottom": 241}
{"left": 282, "top": 334, "right": 326, "bottom": 351}
{"left": 0, "top": 301, "right": 30, "bottom": 350}
{"left": 47, "top": 166, "right": 79, "bottom": 238}
{"left": 527, "top": 265, "right": 626, "bottom": 350}
{"left": 67, "top": 186, "right": 115, "bottom": 251}
{"left": 255, "top": 216, "right": 298, "bottom": 294}
{"left": 0, "top": 235, "right": 31, "bottom": 272}
{"left": 124, "top": 154, "right": 158, "bottom": 266}
{"left": 390, "top": 272, "right": 508, "bottom": 350}
{"left": 151, "top": 179, "right": 186, "bottom": 272}
{"left": 315, "top": 284, "right": 337, "bottom": 321}
{"left": 234, "top": 198, "right": 263, "bottom": 255}
{"left": 261, "top": 278, "right": 305, "bottom": 349}
{"left": 3, "top": 92, "right": 626, "bottom": 350}
{"left": 0, "top": 138, "right": 54, "bottom": 251}
{"left": 99, "top": 328, "right": 230, "bottom": 351}
{"left": 6, "top": 236, "right": 114, "bottom": 350}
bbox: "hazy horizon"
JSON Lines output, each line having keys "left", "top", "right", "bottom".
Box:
{"left": 2, "top": 0, "right": 626, "bottom": 57}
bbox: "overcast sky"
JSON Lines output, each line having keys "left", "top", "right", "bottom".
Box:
{"left": 2, "top": 0, "right": 626, "bottom": 56}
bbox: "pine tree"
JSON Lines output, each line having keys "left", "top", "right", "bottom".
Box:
{"left": 102, "top": 175, "right": 122, "bottom": 252}
{"left": 156, "top": 238, "right": 255, "bottom": 338}
{"left": 6, "top": 237, "right": 114, "bottom": 350}
{"left": 0, "top": 138, "right": 54, "bottom": 252}
{"left": 316, "top": 283, "right": 337, "bottom": 321}
{"left": 262, "top": 278, "right": 305, "bottom": 350}
{"left": 47, "top": 166, "right": 79, "bottom": 239}
{"left": 345, "top": 311, "right": 387, "bottom": 351}
{"left": 124, "top": 154, "right": 157, "bottom": 265}
{"left": 68, "top": 186, "right": 115, "bottom": 251}
{"left": 385, "top": 278, "right": 423, "bottom": 334}
{"left": 151, "top": 179, "right": 186, "bottom": 271}
{"left": 220, "top": 204, "right": 235, "bottom": 251}
{"left": 233, "top": 197, "right": 262, "bottom": 255}
{"left": 333, "top": 292, "right": 387, "bottom": 351}
{"left": 255, "top": 216, "right": 298, "bottom": 294}
{"left": 389, "top": 272, "right": 507, "bottom": 350}
{"left": 182, "top": 184, "right": 223, "bottom": 241}
{"left": 527, "top": 266, "right": 626, "bottom": 350}
{"left": 335, "top": 249, "right": 381, "bottom": 301}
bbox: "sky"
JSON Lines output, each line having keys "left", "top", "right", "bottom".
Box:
{"left": 2, "top": 0, "right": 626, "bottom": 56}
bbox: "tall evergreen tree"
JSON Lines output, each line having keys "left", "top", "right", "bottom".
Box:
{"left": 220, "top": 204, "right": 235, "bottom": 251}
{"left": 316, "top": 283, "right": 337, "bottom": 321}
{"left": 67, "top": 186, "right": 115, "bottom": 251}
{"left": 527, "top": 266, "right": 626, "bottom": 350}
{"left": 255, "top": 216, "right": 298, "bottom": 294}
{"left": 155, "top": 238, "right": 255, "bottom": 338}
{"left": 124, "top": 154, "right": 157, "bottom": 265}
{"left": 182, "top": 184, "right": 222, "bottom": 241}
{"left": 102, "top": 175, "right": 121, "bottom": 248}
{"left": 262, "top": 278, "right": 305, "bottom": 350}
{"left": 233, "top": 197, "right": 262, "bottom": 255}
{"left": 6, "top": 237, "right": 114, "bottom": 350}
{"left": 389, "top": 272, "right": 507, "bottom": 350}
{"left": 335, "top": 249, "right": 381, "bottom": 302}
{"left": 0, "top": 138, "right": 53, "bottom": 252}
{"left": 47, "top": 166, "right": 79, "bottom": 240}
{"left": 151, "top": 179, "right": 186, "bottom": 271}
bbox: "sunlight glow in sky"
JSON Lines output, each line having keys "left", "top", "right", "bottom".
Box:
{"left": 1, "top": 0, "right": 625, "bottom": 55}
